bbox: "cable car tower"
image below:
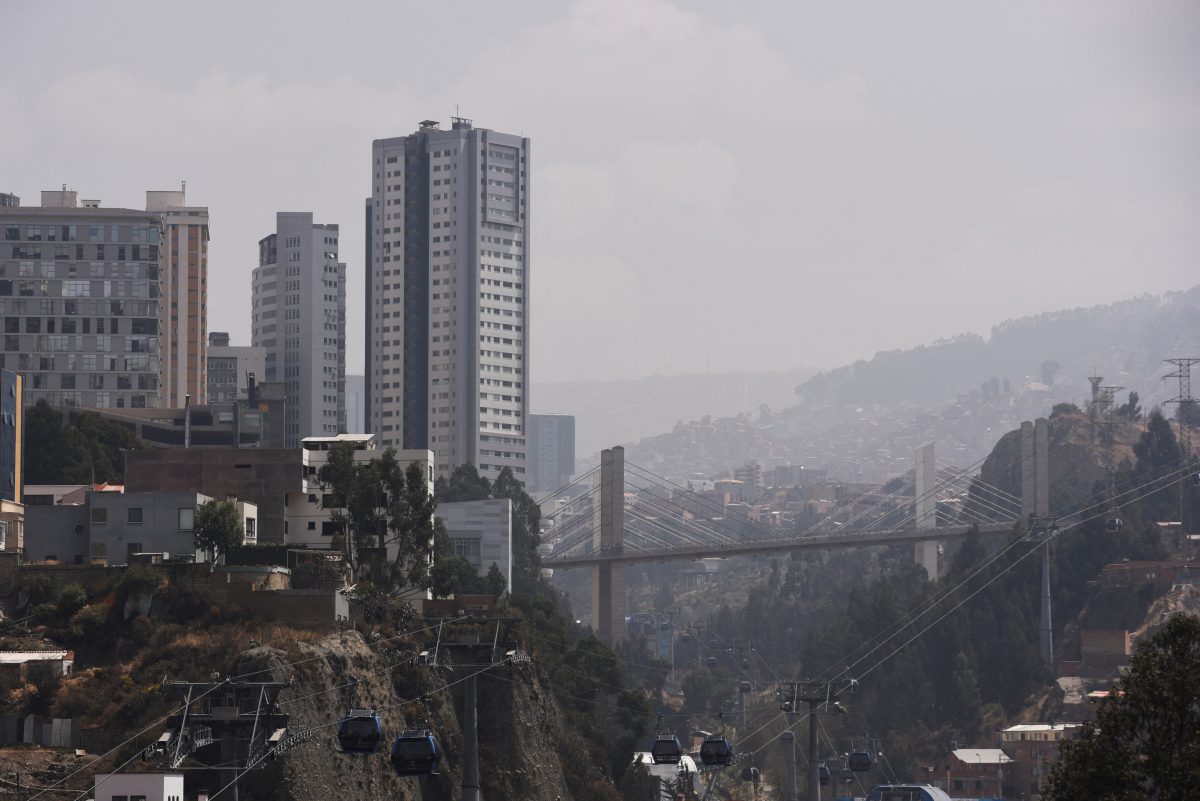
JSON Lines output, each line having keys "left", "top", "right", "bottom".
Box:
{"left": 161, "top": 677, "right": 290, "bottom": 801}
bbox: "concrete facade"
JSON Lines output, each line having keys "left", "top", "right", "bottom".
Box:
{"left": 252, "top": 212, "right": 346, "bottom": 446}
{"left": 438, "top": 498, "right": 512, "bottom": 591}
{"left": 0, "top": 191, "right": 163, "bottom": 408}
{"left": 206, "top": 331, "right": 265, "bottom": 403}
{"left": 125, "top": 448, "right": 301, "bottom": 544}
{"left": 528, "top": 413, "right": 574, "bottom": 495}
{"left": 24, "top": 491, "right": 256, "bottom": 565}
{"left": 147, "top": 189, "right": 208, "bottom": 407}
{"left": 93, "top": 773, "right": 184, "bottom": 801}
{"left": 367, "top": 118, "right": 531, "bottom": 483}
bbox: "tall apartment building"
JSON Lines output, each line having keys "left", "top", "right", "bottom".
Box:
{"left": 148, "top": 188, "right": 209, "bottom": 407}
{"left": 367, "top": 118, "right": 530, "bottom": 482}
{"left": 206, "top": 331, "right": 265, "bottom": 403}
{"left": 0, "top": 190, "right": 163, "bottom": 409}
{"left": 528, "top": 413, "right": 575, "bottom": 495}
{"left": 251, "top": 212, "right": 346, "bottom": 446}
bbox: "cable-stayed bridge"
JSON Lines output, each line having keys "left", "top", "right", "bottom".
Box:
{"left": 540, "top": 419, "right": 1053, "bottom": 645}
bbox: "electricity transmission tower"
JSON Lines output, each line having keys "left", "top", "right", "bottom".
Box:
{"left": 1164, "top": 358, "right": 1199, "bottom": 551}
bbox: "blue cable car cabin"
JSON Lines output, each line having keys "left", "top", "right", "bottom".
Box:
{"left": 650, "top": 734, "right": 682, "bottom": 764}
{"left": 848, "top": 750, "right": 873, "bottom": 772}
{"left": 391, "top": 728, "right": 441, "bottom": 777}
{"left": 336, "top": 710, "right": 383, "bottom": 754}
{"left": 699, "top": 735, "right": 733, "bottom": 766}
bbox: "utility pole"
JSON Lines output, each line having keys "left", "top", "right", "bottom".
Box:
{"left": 1165, "top": 358, "right": 1199, "bottom": 554}
{"left": 779, "top": 680, "right": 857, "bottom": 801}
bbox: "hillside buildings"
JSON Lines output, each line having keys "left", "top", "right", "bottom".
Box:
{"left": 0, "top": 190, "right": 164, "bottom": 409}
{"left": 529, "top": 413, "right": 574, "bottom": 495}
{"left": 366, "top": 118, "right": 531, "bottom": 483}
{"left": 206, "top": 331, "right": 265, "bottom": 403}
{"left": 148, "top": 188, "right": 209, "bottom": 407}
{"left": 252, "top": 212, "right": 347, "bottom": 446}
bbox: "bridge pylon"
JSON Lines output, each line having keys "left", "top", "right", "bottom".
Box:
{"left": 914, "top": 442, "right": 940, "bottom": 579}
{"left": 592, "top": 446, "right": 626, "bottom": 646}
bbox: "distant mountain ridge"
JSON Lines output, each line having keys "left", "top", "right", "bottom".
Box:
{"left": 794, "top": 287, "right": 1200, "bottom": 411}
{"left": 533, "top": 367, "right": 816, "bottom": 460}
{"left": 621, "top": 286, "right": 1200, "bottom": 482}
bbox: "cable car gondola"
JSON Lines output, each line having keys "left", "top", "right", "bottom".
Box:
{"left": 1105, "top": 518, "right": 1123, "bottom": 533}
{"left": 740, "top": 766, "right": 760, "bottom": 782}
{"left": 650, "top": 734, "right": 682, "bottom": 764}
{"left": 336, "top": 709, "right": 383, "bottom": 754}
{"left": 848, "top": 750, "right": 873, "bottom": 772}
{"left": 819, "top": 763, "right": 830, "bottom": 785}
{"left": 390, "top": 727, "right": 441, "bottom": 776}
{"left": 699, "top": 735, "right": 733, "bottom": 766}
{"left": 649, "top": 715, "right": 682, "bottom": 765}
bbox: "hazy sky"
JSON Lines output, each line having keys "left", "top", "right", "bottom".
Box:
{"left": 3, "top": 1, "right": 1197, "bottom": 385}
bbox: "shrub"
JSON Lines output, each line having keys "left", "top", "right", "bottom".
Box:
{"left": 56, "top": 584, "right": 87, "bottom": 618}
{"left": 117, "top": 565, "right": 164, "bottom": 599}
{"left": 30, "top": 602, "right": 58, "bottom": 625}
{"left": 17, "top": 574, "right": 55, "bottom": 607}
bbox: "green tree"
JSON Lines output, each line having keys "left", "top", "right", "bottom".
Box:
{"left": 1116, "top": 391, "right": 1143, "bottom": 421}
{"left": 617, "top": 759, "right": 659, "bottom": 801}
{"left": 318, "top": 444, "right": 437, "bottom": 594}
{"left": 23, "top": 401, "right": 141, "bottom": 484}
{"left": 1048, "top": 614, "right": 1200, "bottom": 801}
{"left": 484, "top": 563, "right": 507, "bottom": 600}
{"left": 193, "top": 499, "right": 244, "bottom": 560}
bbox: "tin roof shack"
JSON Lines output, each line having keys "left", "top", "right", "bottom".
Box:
{"left": 1000, "top": 723, "right": 1083, "bottom": 801}
{"left": 0, "top": 650, "right": 74, "bottom": 686}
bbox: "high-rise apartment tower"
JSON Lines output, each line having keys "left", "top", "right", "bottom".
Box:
{"left": 367, "top": 118, "right": 530, "bottom": 482}
{"left": 251, "top": 212, "right": 346, "bottom": 446}
{"left": 0, "top": 190, "right": 163, "bottom": 409}
{"left": 147, "top": 188, "right": 208, "bottom": 406}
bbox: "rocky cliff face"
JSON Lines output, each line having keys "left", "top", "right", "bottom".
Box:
{"left": 233, "top": 630, "right": 589, "bottom": 801}
{"left": 974, "top": 410, "right": 1140, "bottom": 516}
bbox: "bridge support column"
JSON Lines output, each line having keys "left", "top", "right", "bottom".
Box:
{"left": 1020, "top": 418, "right": 1050, "bottom": 519}
{"left": 1021, "top": 418, "right": 1054, "bottom": 678}
{"left": 914, "top": 442, "right": 940, "bottom": 579}
{"left": 592, "top": 446, "right": 626, "bottom": 647}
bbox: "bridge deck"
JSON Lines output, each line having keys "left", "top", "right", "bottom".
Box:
{"left": 542, "top": 522, "right": 1017, "bottom": 568}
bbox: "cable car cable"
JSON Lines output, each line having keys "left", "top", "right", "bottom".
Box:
{"left": 844, "top": 469, "right": 1194, "bottom": 684}
{"left": 817, "top": 461, "right": 1194, "bottom": 682}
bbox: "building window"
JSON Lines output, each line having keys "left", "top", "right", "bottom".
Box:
{"left": 90, "top": 507, "right": 107, "bottom": 524}
{"left": 307, "top": 522, "right": 316, "bottom": 530}
{"left": 178, "top": 508, "right": 194, "bottom": 531}
{"left": 451, "top": 538, "right": 481, "bottom": 566}
{"left": 128, "top": 507, "right": 143, "bottom": 524}
{"left": 245, "top": 518, "right": 256, "bottom": 540}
